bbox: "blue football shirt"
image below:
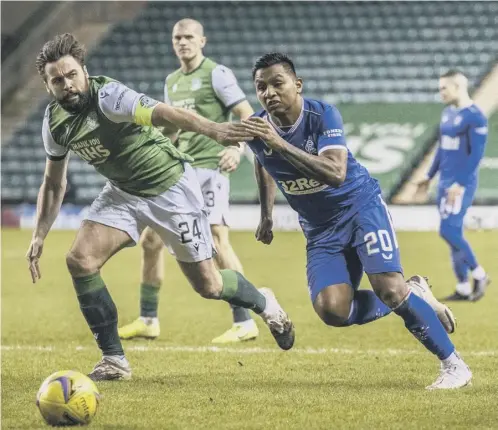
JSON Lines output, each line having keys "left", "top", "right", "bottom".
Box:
{"left": 247, "top": 98, "right": 381, "bottom": 238}
{"left": 428, "top": 104, "right": 488, "bottom": 188}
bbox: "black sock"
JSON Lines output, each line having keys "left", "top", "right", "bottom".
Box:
{"left": 73, "top": 273, "right": 124, "bottom": 356}
{"left": 231, "top": 304, "right": 252, "bottom": 323}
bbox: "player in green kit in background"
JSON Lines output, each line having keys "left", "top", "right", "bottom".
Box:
{"left": 118, "top": 19, "right": 259, "bottom": 344}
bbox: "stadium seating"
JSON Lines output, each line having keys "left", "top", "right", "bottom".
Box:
{"left": 2, "top": 1, "right": 497, "bottom": 204}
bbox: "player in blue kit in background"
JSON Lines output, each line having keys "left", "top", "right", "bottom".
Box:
{"left": 415, "top": 70, "right": 490, "bottom": 302}
{"left": 239, "top": 53, "right": 472, "bottom": 390}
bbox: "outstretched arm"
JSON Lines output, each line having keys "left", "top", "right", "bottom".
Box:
{"left": 98, "top": 81, "right": 253, "bottom": 146}
{"left": 151, "top": 103, "right": 226, "bottom": 141}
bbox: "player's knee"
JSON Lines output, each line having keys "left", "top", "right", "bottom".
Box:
{"left": 369, "top": 272, "right": 407, "bottom": 308}
{"left": 197, "top": 286, "right": 220, "bottom": 299}
{"left": 316, "top": 309, "right": 348, "bottom": 327}
{"left": 194, "top": 275, "right": 222, "bottom": 299}
{"left": 313, "top": 286, "right": 352, "bottom": 327}
{"left": 66, "top": 249, "right": 99, "bottom": 277}
{"left": 140, "top": 229, "right": 163, "bottom": 255}
{"left": 183, "top": 261, "right": 223, "bottom": 300}
{"left": 439, "top": 223, "right": 460, "bottom": 245}
{"left": 439, "top": 223, "right": 450, "bottom": 241}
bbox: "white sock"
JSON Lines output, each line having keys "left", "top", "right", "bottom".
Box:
{"left": 442, "top": 351, "right": 460, "bottom": 366}
{"left": 456, "top": 282, "right": 472, "bottom": 296}
{"left": 472, "top": 266, "right": 486, "bottom": 281}
{"left": 140, "top": 316, "right": 158, "bottom": 325}
{"left": 260, "top": 291, "right": 278, "bottom": 318}
{"left": 103, "top": 354, "right": 128, "bottom": 364}
{"left": 234, "top": 319, "right": 256, "bottom": 330}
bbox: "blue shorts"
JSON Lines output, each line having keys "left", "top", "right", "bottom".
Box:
{"left": 306, "top": 195, "right": 403, "bottom": 303}
{"left": 437, "top": 184, "right": 476, "bottom": 228}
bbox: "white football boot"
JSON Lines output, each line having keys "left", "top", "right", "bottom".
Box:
{"left": 88, "top": 356, "right": 132, "bottom": 381}
{"left": 426, "top": 352, "right": 472, "bottom": 390}
{"left": 407, "top": 275, "right": 456, "bottom": 334}
{"left": 469, "top": 275, "right": 491, "bottom": 302}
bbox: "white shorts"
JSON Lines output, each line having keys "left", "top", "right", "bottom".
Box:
{"left": 194, "top": 167, "right": 230, "bottom": 226}
{"left": 85, "top": 163, "right": 214, "bottom": 263}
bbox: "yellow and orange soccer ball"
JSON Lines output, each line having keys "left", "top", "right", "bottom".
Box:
{"left": 36, "top": 370, "right": 100, "bottom": 426}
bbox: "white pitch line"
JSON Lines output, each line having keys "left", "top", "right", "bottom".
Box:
{"left": 2, "top": 345, "right": 498, "bottom": 357}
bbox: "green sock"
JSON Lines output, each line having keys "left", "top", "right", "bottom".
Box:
{"left": 219, "top": 270, "right": 266, "bottom": 314}
{"left": 73, "top": 273, "right": 124, "bottom": 356}
{"left": 140, "top": 283, "right": 160, "bottom": 318}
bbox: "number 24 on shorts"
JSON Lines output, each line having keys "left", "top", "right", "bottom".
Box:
{"left": 178, "top": 219, "right": 202, "bottom": 244}
{"left": 364, "top": 229, "right": 398, "bottom": 260}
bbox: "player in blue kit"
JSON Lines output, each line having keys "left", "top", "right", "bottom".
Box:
{"left": 239, "top": 53, "right": 472, "bottom": 390}
{"left": 415, "top": 70, "right": 490, "bottom": 302}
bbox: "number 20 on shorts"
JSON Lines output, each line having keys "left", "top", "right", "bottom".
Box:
{"left": 364, "top": 229, "right": 398, "bottom": 260}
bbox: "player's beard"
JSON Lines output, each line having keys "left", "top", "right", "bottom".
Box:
{"left": 57, "top": 90, "right": 91, "bottom": 114}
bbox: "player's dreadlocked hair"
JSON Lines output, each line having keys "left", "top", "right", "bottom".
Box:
{"left": 252, "top": 52, "right": 297, "bottom": 79}
{"left": 36, "top": 33, "right": 86, "bottom": 81}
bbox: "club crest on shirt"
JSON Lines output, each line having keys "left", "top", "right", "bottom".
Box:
{"left": 454, "top": 115, "right": 462, "bottom": 125}
{"left": 304, "top": 136, "right": 317, "bottom": 155}
{"left": 85, "top": 111, "right": 99, "bottom": 131}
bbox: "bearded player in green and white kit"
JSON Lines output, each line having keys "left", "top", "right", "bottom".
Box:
{"left": 26, "top": 33, "right": 295, "bottom": 381}
{"left": 119, "top": 19, "right": 260, "bottom": 344}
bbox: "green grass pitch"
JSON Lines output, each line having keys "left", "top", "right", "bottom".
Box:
{"left": 2, "top": 228, "right": 497, "bottom": 429}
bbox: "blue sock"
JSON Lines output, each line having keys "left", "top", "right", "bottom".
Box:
{"left": 440, "top": 223, "right": 478, "bottom": 270}
{"left": 395, "top": 293, "right": 455, "bottom": 360}
{"left": 343, "top": 290, "right": 391, "bottom": 326}
{"left": 451, "top": 247, "right": 469, "bottom": 283}
{"left": 456, "top": 236, "right": 478, "bottom": 270}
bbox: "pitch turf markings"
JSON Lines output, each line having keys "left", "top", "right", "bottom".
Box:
{"left": 2, "top": 345, "right": 497, "bottom": 356}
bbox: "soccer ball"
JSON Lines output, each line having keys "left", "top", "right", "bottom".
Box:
{"left": 36, "top": 370, "right": 100, "bottom": 426}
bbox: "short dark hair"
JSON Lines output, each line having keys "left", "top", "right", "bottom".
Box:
{"left": 440, "top": 69, "right": 466, "bottom": 79}
{"left": 36, "top": 33, "right": 86, "bottom": 81}
{"left": 252, "top": 52, "right": 296, "bottom": 79}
